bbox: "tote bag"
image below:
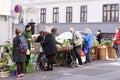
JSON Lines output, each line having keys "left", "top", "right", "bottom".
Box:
{"left": 84, "top": 44, "right": 88, "bottom": 54}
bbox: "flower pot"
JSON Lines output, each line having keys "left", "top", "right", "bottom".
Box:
{"left": 10, "top": 72, "right": 15, "bottom": 77}
{"left": 91, "top": 46, "right": 97, "bottom": 60}
{"left": 98, "top": 46, "right": 106, "bottom": 60}
{"left": 107, "top": 46, "right": 116, "bottom": 59}
{"left": 0, "top": 62, "right": 6, "bottom": 69}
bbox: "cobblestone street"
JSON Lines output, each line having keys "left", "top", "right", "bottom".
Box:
{"left": 1, "top": 60, "right": 120, "bottom": 80}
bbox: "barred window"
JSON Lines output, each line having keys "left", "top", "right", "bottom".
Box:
{"left": 80, "top": 6, "right": 87, "bottom": 22}
{"left": 66, "top": 7, "right": 72, "bottom": 23}
{"left": 40, "top": 8, "right": 46, "bottom": 23}
{"left": 103, "top": 4, "right": 119, "bottom": 22}
{"left": 53, "top": 7, "right": 59, "bottom": 23}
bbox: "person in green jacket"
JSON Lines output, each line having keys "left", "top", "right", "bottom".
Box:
{"left": 51, "top": 28, "right": 61, "bottom": 45}
{"left": 22, "top": 24, "right": 32, "bottom": 65}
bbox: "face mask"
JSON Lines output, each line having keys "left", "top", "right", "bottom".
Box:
{"left": 97, "top": 32, "right": 100, "bottom": 34}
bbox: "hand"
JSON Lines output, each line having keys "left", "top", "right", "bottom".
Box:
{"left": 112, "top": 38, "right": 116, "bottom": 41}
{"left": 82, "top": 35, "right": 85, "bottom": 38}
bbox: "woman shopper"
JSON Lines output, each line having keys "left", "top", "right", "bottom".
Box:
{"left": 113, "top": 28, "right": 120, "bottom": 60}
{"left": 83, "top": 28, "right": 93, "bottom": 64}
{"left": 51, "top": 28, "right": 61, "bottom": 65}
{"left": 12, "top": 29, "right": 28, "bottom": 79}
{"left": 41, "top": 30, "right": 58, "bottom": 71}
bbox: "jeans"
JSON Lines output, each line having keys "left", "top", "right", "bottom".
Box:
{"left": 34, "top": 53, "right": 39, "bottom": 64}
{"left": 85, "top": 47, "right": 92, "bottom": 63}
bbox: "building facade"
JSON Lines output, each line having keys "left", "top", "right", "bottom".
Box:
{"left": 0, "top": 0, "right": 24, "bottom": 44}
{"left": 0, "top": 0, "right": 11, "bottom": 44}
{"left": 23, "top": 0, "right": 120, "bottom": 34}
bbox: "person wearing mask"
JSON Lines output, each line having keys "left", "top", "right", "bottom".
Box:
{"left": 113, "top": 28, "right": 120, "bottom": 60}
{"left": 22, "top": 24, "right": 32, "bottom": 65}
{"left": 41, "top": 30, "right": 58, "bottom": 71}
{"left": 96, "top": 30, "right": 102, "bottom": 44}
{"left": 83, "top": 28, "right": 93, "bottom": 64}
{"left": 12, "top": 29, "right": 28, "bottom": 79}
{"left": 69, "top": 27, "right": 83, "bottom": 66}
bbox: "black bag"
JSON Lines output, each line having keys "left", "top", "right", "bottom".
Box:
{"left": 113, "top": 42, "right": 117, "bottom": 49}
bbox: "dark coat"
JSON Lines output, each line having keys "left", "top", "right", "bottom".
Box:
{"left": 12, "top": 35, "right": 27, "bottom": 62}
{"left": 41, "top": 34, "right": 57, "bottom": 57}
{"left": 96, "top": 33, "right": 102, "bottom": 44}
{"left": 36, "top": 35, "right": 44, "bottom": 43}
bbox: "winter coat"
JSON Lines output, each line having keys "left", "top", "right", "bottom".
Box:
{"left": 96, "top": 33, "right": 102, "bottom": 44}
{"left": 36, "top": 35, "right": 44, "bottom": 43}
{"left": 12, "top": 35, "right": 27, "bottom": 62}
{"left": 41, "top": 34, "right": 57, "bottom": 58}
{"left": 84, "top": 33, "right": 93, "bottom": 47}
{"left": 22, "top": 31, "right": 32, "bottom": 39}
{"left": 115, "top": 32, "right": 120, "bottom": 44}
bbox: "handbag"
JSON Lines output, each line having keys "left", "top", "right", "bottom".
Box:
{"left": 112, "top": 42, "right": 117, "bottom": 49}
{"left": 84, "top": 44, "right": 88, "bottom": 54}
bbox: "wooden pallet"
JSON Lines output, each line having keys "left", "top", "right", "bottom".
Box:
{"left": 0, "top": 71, "right": 10, "bottom": 78}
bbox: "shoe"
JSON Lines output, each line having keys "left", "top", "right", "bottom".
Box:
{"left": 16, "top": 75, "right": 22, "bottom": 79}
{"left": 83, "top": 62, "right": 87, "bottom": 64}
{"left": 49, "top": 68, "right": 53, "bottom": 71}
{"left": 79, "top": 63, "right": 83, "bottom": 65}
{"left": 20, "top": 74, "right": 24, "bottom": 78}
{"left": 43, "top": 68, "right": 50, "bottom": 71}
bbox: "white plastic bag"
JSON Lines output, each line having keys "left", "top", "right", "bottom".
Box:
{"left": 26, "top": 49, "right": 30, "bottom": 55}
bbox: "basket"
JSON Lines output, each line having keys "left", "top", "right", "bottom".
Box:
{"left": 0, "top": 71, "right": 10, "bottom": 78}
{"left": 0, "top": 62, "right": 6, "bottom": 69}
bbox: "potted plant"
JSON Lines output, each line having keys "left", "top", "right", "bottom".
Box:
{"left": 102, "top": 40, "right": 115, "bottom": 59}
{"left": 91, "top": 41, "right": 99, "bottom": 60}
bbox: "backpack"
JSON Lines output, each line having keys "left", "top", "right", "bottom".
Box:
{"left": 18, "top": 36, "right": 28, "bottom": 53}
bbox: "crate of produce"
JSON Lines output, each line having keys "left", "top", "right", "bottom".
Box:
{"left": 0, "top": 71, "right": 10, "bottom": 78}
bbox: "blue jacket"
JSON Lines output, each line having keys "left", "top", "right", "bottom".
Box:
{"left": 84, "top": 33, "right": 93, "bottom": 47}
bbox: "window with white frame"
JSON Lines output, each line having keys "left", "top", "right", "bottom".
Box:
{"left": 40, "top": 8, "right": 46, "bottom": 23}
{"left": 53, "top": 7, "right": 59, "bottom": 23}
{"left": 80, "top": 6, "right": 87, "bottom": 22}
{"left": 66, "top": 7, "right": 72, "bottom": 23}
{"left": 103, "top": 4, "right": 119, "bottom": 22}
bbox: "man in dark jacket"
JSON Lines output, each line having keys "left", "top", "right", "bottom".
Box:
{"left": 96, "top": 30, "right": 102, "bottom": 44}
{"left": 41, "top": 31, "right": 57, "bottom": 71}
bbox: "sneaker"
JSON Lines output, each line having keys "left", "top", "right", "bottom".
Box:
{"left": 16, "top": 75, "right": 22, "bottom": 79}
{"left": 20, "top": 74, "right": 24, "bottom": 78}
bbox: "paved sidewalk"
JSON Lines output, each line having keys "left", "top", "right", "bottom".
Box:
{"left": 1, "top": 60, "right": 120, "bottom": 80}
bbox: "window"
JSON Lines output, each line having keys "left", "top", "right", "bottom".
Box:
{"left": 80, "top": 6, "right": 87, "bottom": 22}
{"left": 103, "top": 4, "right": 119, "bottom": 22}
{"left": 53, "top": 7, "right": 59, "bottom": 23}
{"left": 66, "top": 7, "right": 72, "bottom": 23}
{"left": 40, "top": 8, "right": 46, "bottom": 23}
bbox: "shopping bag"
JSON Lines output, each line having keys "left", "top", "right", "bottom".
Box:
{"left": 79, "top": 50, "right": 84, "bottom": 57}
{"left": 84, "top": 44, "right": 88, "bottom": 54}
{"left": 112, "top": 42, "right": 117, "bottom": 49}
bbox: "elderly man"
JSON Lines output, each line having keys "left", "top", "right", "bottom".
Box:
{"left": 69, "top": 27, "right": 83, "bottom": 65}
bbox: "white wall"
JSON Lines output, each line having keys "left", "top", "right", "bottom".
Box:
{"left": 0, "top": 0, "right": 11, "bottom": 15}
{"left": 0, "top": 16, "right": 9, "bottom": 44}
{"left": 24, "top": 0, "right": 120, "bottom": 24}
